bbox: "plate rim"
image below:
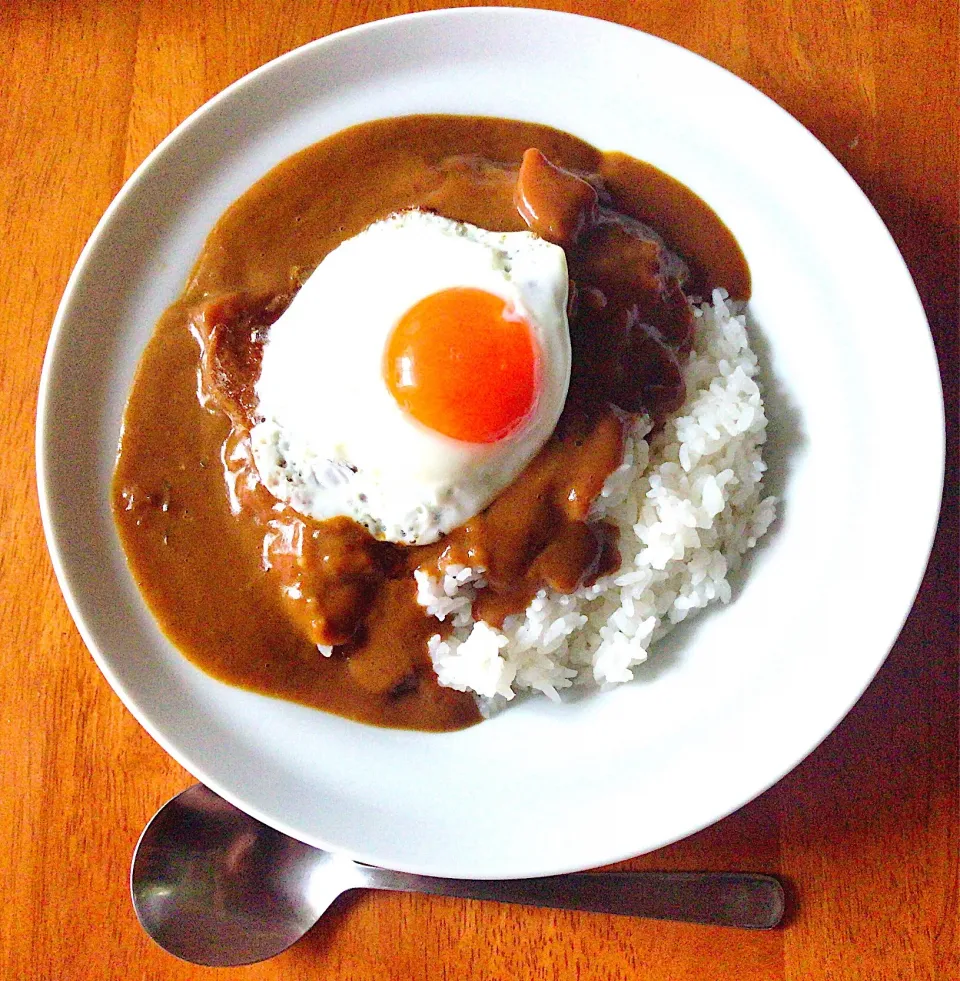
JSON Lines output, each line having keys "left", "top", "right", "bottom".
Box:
{"left": 36, "top": 6, "right": 946, "bottom": 878}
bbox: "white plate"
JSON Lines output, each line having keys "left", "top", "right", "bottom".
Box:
{"left": 37, "top": 9, "right": 944, "bottom": 878}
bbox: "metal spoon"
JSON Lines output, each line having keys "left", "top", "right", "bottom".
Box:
{"left": 131, "top": 784, "right": 784, "bottom": 966}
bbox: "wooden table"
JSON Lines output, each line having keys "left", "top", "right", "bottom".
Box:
{"left": 2, "top": 2, "right": 956, "bottom": 978}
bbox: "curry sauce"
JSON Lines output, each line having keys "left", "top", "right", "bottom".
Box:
{"left": 112, "top": 116, "right": 748, "bottom": 732}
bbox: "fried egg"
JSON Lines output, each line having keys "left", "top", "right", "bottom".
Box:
{"left": 251, "top": 209, "right": 571, "bottom": 545}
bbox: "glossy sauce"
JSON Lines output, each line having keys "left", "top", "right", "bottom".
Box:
{"left": 112, "top": 116, "right": 748, "bottom": 732}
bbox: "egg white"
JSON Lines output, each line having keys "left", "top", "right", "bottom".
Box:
{"left": 250, "top": 209, "right": 571, "bottom": 545}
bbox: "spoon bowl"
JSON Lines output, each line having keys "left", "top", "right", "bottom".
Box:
{"left": 132, "top": 785, "right": 785, "bottom": 966}
{"left": 132, "top": 784, "right": 351, "bottom": 965}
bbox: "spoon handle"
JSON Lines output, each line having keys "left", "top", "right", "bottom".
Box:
{"left": 360, "top": 869, "right": 784, "bottom": 929}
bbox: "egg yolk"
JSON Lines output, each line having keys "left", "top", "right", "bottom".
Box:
{"left": 384, "top": 287, "right": 539, "bottom": 444}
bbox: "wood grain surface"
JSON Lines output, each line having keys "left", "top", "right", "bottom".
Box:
{"left": 2, "top": 1, "right": 956, "bottom": 978}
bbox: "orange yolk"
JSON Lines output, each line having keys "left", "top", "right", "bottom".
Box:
{"left": 384, "top": 287, "right": 539, "bottom": 444}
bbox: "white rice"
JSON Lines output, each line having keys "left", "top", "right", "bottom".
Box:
{"left": 418, "top": 290, "right": 777, "bottom": 709}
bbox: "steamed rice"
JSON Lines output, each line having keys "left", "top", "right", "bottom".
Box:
{"left": 417, "top": 289, "right": 777, "bottom": 709}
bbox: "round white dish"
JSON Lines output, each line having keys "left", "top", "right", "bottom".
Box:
{"left": 37, "top": 8, "right": 944, "bottom": 878}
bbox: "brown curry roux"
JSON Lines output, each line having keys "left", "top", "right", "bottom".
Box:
{"left": 112, "top": 116, "right": 749, "bottom": 732}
